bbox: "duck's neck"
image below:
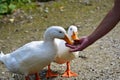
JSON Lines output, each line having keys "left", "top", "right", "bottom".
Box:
{"left": 44, "top": 38, "right": 57, "bottom": 51}
{"left": 44, "top": 35, "right": 55, "bottom": 42}
{"left": 68, "top": 35, "right": 72, "bottom": 41}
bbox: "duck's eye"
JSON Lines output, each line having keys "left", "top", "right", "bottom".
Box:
{"left": 70, "top": 28, "right": 72, "bottom": 30}
{"left": 59, "top": 31, "right": 62, "bottom": 33}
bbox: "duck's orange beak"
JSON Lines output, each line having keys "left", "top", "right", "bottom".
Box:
{"left": 63, "top": 35, "right": 73, "bottom": 45}
{"left": 71, "top": 31, "right": 79, "bottom": 40}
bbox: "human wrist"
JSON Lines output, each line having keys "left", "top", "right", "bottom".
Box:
{"left": 87, "top": 35, "right": 96, "bottom": 46}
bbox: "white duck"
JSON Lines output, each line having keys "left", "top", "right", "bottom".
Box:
{"left": 0, "top": 26, "right": 72, "bottom": 80}
{"left": 46, "top": 25, "right": 79, "bottom": 78}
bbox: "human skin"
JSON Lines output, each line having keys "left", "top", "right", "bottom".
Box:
{"left": 66, "top": 0, "right": 120, "bottom": 52}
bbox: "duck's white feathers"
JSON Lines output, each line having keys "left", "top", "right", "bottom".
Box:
{"left": 54, "top": 25, "right": 79, "bottom": 64}
{"left": 54, "top": 39, "right": 78, "bottom": 64}
{"left": 0, "top": 51, "right": 5, "bottom": 62}
{"left": 0, "top": 26, "right": 68, "bottom": 75}
{"left": 1, "top": 41, "right": 57, "bottom": 75}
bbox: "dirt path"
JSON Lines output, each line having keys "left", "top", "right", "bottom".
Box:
{"left": 0, "top": 0, "right": 119, "bottom": 80}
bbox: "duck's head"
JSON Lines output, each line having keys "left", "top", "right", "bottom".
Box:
{"left": 44, "top": 26, "right": 72, "bottom": 44}
{"left": 67, "top": 25, "right": 79, "bottom": 40}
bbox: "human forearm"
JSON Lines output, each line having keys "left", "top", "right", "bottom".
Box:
{"left": 66, "top": 0, "right": 120, "bottom": 52}
{"left": 88, "top": 4, "right": 120, "bottom": 45}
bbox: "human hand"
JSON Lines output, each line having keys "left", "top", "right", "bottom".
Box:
{"left": 66, "top": 36, "right": 90, "bottom": 52}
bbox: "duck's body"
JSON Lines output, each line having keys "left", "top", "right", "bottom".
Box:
{"left": 0, "top": 41, "right": 57, "bottom": 75}
{"left": 0, "top": 26, "right": 72, "bottom": 80}
{"left": 46, "top": 25, "right": 79, "bottom": 78}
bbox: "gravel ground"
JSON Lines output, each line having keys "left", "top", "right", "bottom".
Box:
{"left": 0, "top": 0, "right": 120, "bottom": 80}
{"left": 0, "top": 24, "right": 120, "bottom": 80}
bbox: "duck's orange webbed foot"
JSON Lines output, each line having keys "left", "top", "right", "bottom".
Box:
{"left": 62, "top": 62, "right": 78, "bottom": 77}
{"left": 46, "top": 64, "right": 58, "bottom": 78}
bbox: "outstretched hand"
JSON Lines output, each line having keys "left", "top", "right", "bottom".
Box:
{"left": 66, "top": 36, "right": 90, "bottom": 52}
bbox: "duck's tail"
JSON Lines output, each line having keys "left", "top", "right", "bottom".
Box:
{"left": 0, "top": 51, "right": 5, "bottom": 62}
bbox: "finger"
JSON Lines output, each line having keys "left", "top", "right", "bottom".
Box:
{"left": 65, "top": 43, "right": 76, "bottom": 49}
{"left": 70, "top": 47, "right": 80, "bottom": 52}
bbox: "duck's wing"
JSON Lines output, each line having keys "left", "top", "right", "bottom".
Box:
{"left": 10, "top": 41, "right": 44, "bottom": 63}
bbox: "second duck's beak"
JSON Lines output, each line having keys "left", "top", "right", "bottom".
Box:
{"left": 72, "top": 31, "right": 79, "bottom": 40}
{"left": 63, "top": 35, "right": 73, "bottom": 45}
